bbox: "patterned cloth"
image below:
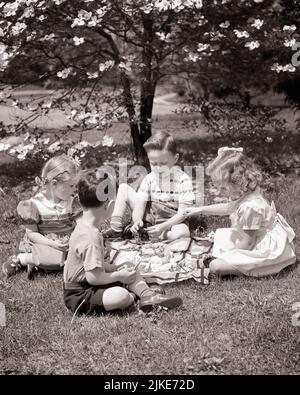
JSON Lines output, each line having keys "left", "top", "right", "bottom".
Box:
{"left": 107, "top": 235, "right": 213, "bottom": 285}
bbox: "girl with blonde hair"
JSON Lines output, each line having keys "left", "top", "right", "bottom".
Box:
{"left": 2, "top": 154, "right": 81, "bottom": 280}
{"left": 185, "top": 147, "right": 296, "bottom": 277}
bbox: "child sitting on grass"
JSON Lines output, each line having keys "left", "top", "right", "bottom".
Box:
{"left": 105, "top": 131, "right": 195, "bottom": 241}
{"left": 63, "top": 169, "right": 183, "bottom": 315}
{"left": 2, "top": 154, "right": 80, "bottom": 280}
{"left": 185, "top": 147, "right": 296, "bottom": 277}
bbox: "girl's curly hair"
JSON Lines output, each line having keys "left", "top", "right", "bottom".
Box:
{"left": 206, "top": 150, "right": 263, "bottom": 196}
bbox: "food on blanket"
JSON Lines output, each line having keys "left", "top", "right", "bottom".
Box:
{"left": 154, "top": 245, "right": 166, "bottom": 257}
{"left": 141, "top": 246, "right": 155, "bottom": 256}
{"left": 150, "top": 256, "right": 163, "bottom": 266}
{"left": 139, "top": 261, "right": 151, "bottom": 271}
{"left": 161, "top": 256, "right": 169, "bottom": 264}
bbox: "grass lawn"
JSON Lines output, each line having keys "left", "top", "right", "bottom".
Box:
{"left": 0, "top": 131, "right": 299, "bottom": 375}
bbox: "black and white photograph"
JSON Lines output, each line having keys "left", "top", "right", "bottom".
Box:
{"left": 0, "top": 0, "right": 299, "bottom": 378}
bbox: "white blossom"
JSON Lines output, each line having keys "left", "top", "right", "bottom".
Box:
{"left": 3, "top": 2, "right": 19, "bottom": 17}
{"left": 12, "top": 22, "right": 27, "bottom": 36}
{"left": 99, "top": 60, "right": 115, "bottom": 72}
{"left": 74, "top": 141, "right": 90, "bottom": 150}
{"left": 284, "top": 38, "right": 296, "bottom": 47}
{"left": 87, "top": 71, "right": 99, "bottom": 79}
{"left": 219, "top": 21, "right": 230, "bottom": 29}
{"left": 40, "top": 33, "right": 55, "bottom": 41}
{"left": 21, "top": 6, "right": 35, "bottom": 19}
{"left": 283, "top": 24, "right": 297, "bottom": 32}
{"left": 251, "top": 19, "right": 264, "bottom": 29}
{"left": 186, "top": 53, "right": 199, "bottom": 62}
{"left": 197, "top": 43, "right": 209, "bottom": 52}
{"left": 73, "top": 36, "right": 85, "bottom": 46}
{"left": 71, "top": 9, "right": 92, "bottom": 28}
{"left": 271, "top": 63, "right": 283, "bottom": 73}
{"left": 156, "top": 32, "right": 172, "bottom": 42}
{"left": 87, "top": 16, "right": 98, "bottom": 27}
{"left": 0, "top": 143, "right": 11, "bottom": 152}
{"left": 270, "top": 63, "right": 295, "bottom": 73}
{"left": 245, "top": 41, "right": 260, "bottom": 50}
{"left": 234, "top": 30, "right": 250, "bottom": 38}
{"left": 57, "top": 68, "right": 72, "bottom": 79}
{"left": 282, "top": 64, "right": 296, "bottom": 72}
{"left": 47, "top": 141, "right": 61, "bottom": 153}
{"left": 102, "top": 135, "right": 114, "bottom": 147}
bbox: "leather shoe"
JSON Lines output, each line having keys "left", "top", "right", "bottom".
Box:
{"left": 139, "top": 293, "right": 182, "bottom": 312}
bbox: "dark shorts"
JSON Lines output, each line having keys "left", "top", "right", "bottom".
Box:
{"left": 63, "top": 282, "right": 123, "bottom": 316}
{"left": 143, "top": 201, "right": 189, "bottom": 227}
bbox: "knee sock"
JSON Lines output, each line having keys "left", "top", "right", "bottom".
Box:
{"left": 110, "top": 216, "right": 123, "bottom": 232}
{"left": 18, "top": 253, "right": 34, "bottom": 266}
{"left": 128, "top": 277, "right": 155, "bottom": 298}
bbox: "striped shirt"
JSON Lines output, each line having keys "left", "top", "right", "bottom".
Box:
{"left": 20, "top": 192, "right": 81, "bottom": 236}
{"left": 137, "top": 166, "right": 195, "bottom": 211}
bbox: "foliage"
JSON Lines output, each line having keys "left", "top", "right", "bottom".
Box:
{"left": 178, "top": 101, "right": 300, "bottom": 175}
{"left": 0, "top": 0, "right": 300, "bottom": 163}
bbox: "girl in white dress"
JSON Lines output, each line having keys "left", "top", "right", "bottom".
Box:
{"left": 185, "top": 147, "right": 296, "bottom": 277}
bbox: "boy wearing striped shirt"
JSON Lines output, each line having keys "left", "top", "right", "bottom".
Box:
{"left": 106, "top": 131, "right": 195, "bottom": 241}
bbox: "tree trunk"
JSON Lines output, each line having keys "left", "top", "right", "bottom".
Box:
{"left": 140, "top": 81, "right": 156, "bottom": 145}
{"left": 139, "top": 14, "right": 158, "bottom": 154}
{"left": 120, "top": 71, "right": 150, "bottom": 167}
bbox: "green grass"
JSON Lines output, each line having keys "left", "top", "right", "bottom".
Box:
{"left": 0, "top": 167, "right": 299, "bottom": 375}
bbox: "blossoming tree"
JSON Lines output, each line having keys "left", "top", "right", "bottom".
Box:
{"left": 0, "top": 0, "right": 299, "bottom": 164}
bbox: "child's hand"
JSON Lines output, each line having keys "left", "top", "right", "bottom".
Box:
{"left": 184, "top": 207, "right": 201, "bottom": 217}
{"left": 117, "top": 268, "right": 137, "bottom": 284}
{"left": 50, "top": 240, "right": 69, "bottom": 252}
{"left": 147, "top": 224, "right": 165, "bottom": 238}
{"left": 131, "top": 220, "right": 144, "bottom": 235}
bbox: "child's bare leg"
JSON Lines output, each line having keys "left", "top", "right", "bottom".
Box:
{"left": 102, "top": 286, "right": 135, "bottom": 311}
{"left": 110, "top": 184, "right": 138, "bottom": 232}
{"left": 209, "top": 258, "right": 240, "bottom": 276}
{"left": 165, "top": 223, "right": 190, "bottom": 241}
{"left": 18, "top": 253, "right": 34, "bottom": 266}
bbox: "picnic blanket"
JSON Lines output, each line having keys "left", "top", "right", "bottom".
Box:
{"left": 108, "top": 232, "right": 214, "bottom": 285}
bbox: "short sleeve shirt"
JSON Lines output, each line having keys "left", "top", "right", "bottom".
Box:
{"left": 137, "top": 166, "right": 195, "bottom": 210}
{"left": 18, "top": 192, "right": 81, "bottom": 236}
{"left": 63, "top": 221, "right": 105, "bottom": 283}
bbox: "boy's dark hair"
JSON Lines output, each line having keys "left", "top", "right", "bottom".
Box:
{"left": 77, "top": 169, "right": 116, "bottom": 208}
{"left": 143, "top": 131, "right": 177, "bottom": 154}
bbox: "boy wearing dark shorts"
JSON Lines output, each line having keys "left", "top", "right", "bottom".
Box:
{"left": 63, "top": 170, "right": 182, "bottom": 315}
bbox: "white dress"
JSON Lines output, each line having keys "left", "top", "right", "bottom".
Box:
{"left": 212, "top": 190, "right": 296, "bottom": 277}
